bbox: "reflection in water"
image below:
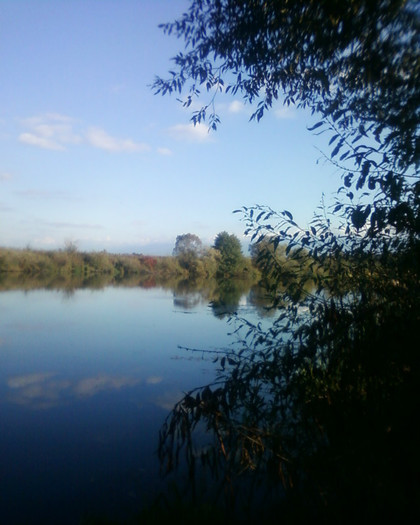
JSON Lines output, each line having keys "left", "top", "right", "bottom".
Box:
{"left": 6, "top": 372, "right": 144, "bottom": 409}
{"left": 154, "top": 389, "right": 186, "bottom": 412}
{"left": 0, "top": 283, "right": 272, "bottom": 524}
{"left": 173, "top": 292, "right": 202, "bottom": 310}
{"left": 172, "top": 279, "right": 276, "bottom": 319}
{"left": 7, "top": 373, "right": 71, "bottom": 410}
{"left": 7, "top": 371, "right": 54, "bottom": 388}
{"left": 146, "top": 376, "right": 163, "bottom": 384}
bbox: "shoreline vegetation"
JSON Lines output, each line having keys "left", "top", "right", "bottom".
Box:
{"left": 0, "top": 238, "right": 347, "bottom": 296}
{"left": 0, "top": 241, "right": 320, "bottom": 313}
{"left": 0, "top": 243, "right": 259, "bottom": 292}
{"left": 1, "top": 230, "right": 317, "bottom": 293}
{"left": 1, "top": 232, "right": 324, "bottom": 290}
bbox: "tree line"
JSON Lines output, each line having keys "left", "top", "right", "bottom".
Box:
{"left": 0, "top": 231, "right": 259, "bottom": 283}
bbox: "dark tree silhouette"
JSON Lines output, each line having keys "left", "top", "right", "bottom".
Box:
{"left": 154, "top": 1, "right": 420, "bottom": 521}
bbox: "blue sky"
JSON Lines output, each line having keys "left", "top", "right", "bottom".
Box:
{"left": 0, "top": 0, "right": 339, "bottom": 255}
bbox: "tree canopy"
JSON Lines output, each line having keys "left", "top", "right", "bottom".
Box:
{"left": 154, "top": 0, "right": 418, "bottom": 165}
{"left": 173, "top": 232, "right": 204, "bottom": 275}
{"left": 213, "top": 231, "right": 244, "bottom": 275}
{"left": 154, "top": 1, "right": 420, "bottom": 520}
{"left": 154, "top": 0, "right": 419, "bottom": 242}
{"left": 173, "top": 233, "right": 203, "bottom": 258}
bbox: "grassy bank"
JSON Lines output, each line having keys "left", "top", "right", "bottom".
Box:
{"left": 0, "top": 246, "right": 184, "bottom": 279}
{"left": 0, "top": 246, "right": 261, "bottom": 291}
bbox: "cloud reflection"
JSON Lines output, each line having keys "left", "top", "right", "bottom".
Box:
{"left": 146, "top": 376, "right": 162, "bottom": 385}
{"left": 154, "top": 390, "right": 184, "bottom": 411}
{"left": 73, "top": 375, "right": 140, "bottom": 397}
{"left": 4, "top": 372, "right": 162, "bottom": 410}
{"left": 7, "top": 372, "right": 54, "bottom": 388}
{"left": 7, "top": 373, "right": 71, "bottom": 409}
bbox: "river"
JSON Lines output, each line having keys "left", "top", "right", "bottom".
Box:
{"left": 0, "top": 284, "right": 270, "bottom": 524}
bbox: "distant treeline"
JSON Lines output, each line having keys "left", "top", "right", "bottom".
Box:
{"left": 0, "top": 232, "right": 259, "bottom": 283}
{"left": 0, "top": 247, "right": 206, "bottom": 281}
{"left": 0, "top": 244, "right": 257, "bottom": 283}
{"left": 0, "top": 233, "right": 330, "bottom": 293}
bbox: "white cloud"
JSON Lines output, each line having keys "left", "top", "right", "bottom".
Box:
{"left": 157, "top": 147, "right": 172, "bottom": 156}
{"left": 19, "top": 113, "right": 82, "bottom": 150}
{"left": 168, "top": 122, "right": 211, "bottom": 142}
{"left": 18, "top": 114, "right": 151, "bottom": 154}
{"left": 0, "top": 172, "right": 13, "bottom": 181}
{"left": 274, "top": 106, "right": 296, "bottom": 119}
{"left": 228, "top": 100, "right": 246, "bottom": 113}
{"left": 86, "top": 127, "right": 150, "bottom": 153}
{"left": 19, "top": 132, "right": 65, "bottom": 150}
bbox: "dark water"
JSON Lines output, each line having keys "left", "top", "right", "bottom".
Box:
{"left": 0, "top": 285, "right": 267, "bottom": 524}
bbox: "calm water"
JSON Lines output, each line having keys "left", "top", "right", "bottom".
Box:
{"left": 0, "top": 285, "right": 267, "bottom": 524}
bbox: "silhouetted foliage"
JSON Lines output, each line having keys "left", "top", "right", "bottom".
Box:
{"left": 154, "top": 1, "right": 418, "bottom": 170}
{"left": 155, "top": 0, "right": 420, "bottom": 521}
{"left": 154, "top": 0, "right": 419, "bottom": 243}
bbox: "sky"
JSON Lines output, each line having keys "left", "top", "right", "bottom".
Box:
{"left": 0, "top": 0, "right": 340, "bottom": 255}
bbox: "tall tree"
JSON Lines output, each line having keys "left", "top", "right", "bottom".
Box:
{"left": 173, "top": 233, "right": 202, "bottom": 257}
{"left": 173, "top": 233, "right": 203, "bottom": 271}
{"left": 213, "top": 231, "right": 243, "bottom": 276}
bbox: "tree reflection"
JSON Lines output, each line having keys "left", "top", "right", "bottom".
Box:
{"left": 209, "top": 280, "right": 248, "bottom": 319}
{"left": 158, "top": 270, "right": 419, "bottom": 522}
{"left": 171, "top": 279, "right": 275, "bottom": 319}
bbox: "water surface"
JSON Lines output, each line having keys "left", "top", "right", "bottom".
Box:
{"left": 0, "top": 285, "right": 266, "bottom": 524}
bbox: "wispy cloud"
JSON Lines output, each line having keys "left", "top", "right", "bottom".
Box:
{"left": 86, "top": 127, "right": 150, "bottom": 153}
{"left": 18, "top": 113, "right": 152, "bottom": 154}
{"left": 228, "top": 100, "right": 246, "bottom": 113}
{"left": 274, "top": 106, "right": 296, "bottom": 119}
{"left": 157, "top": 147, "right": 172, "bottom": 156}
{"left": 19, "top": 132, "right": 65, "bottom": 150}
{"left": 43, "top": 221, "right": 104, "bottom": 230}
{"left": 168, "top": 123, "right": 212, "bottom": 143}
{"left": 19, "top": 113, "right": 82, "bottom": 150}
{"left": 15, "top": 189, "right": 76, "bottom": 200}
{"left": 0, "top": 172, "right": 13, "bottom": 181}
